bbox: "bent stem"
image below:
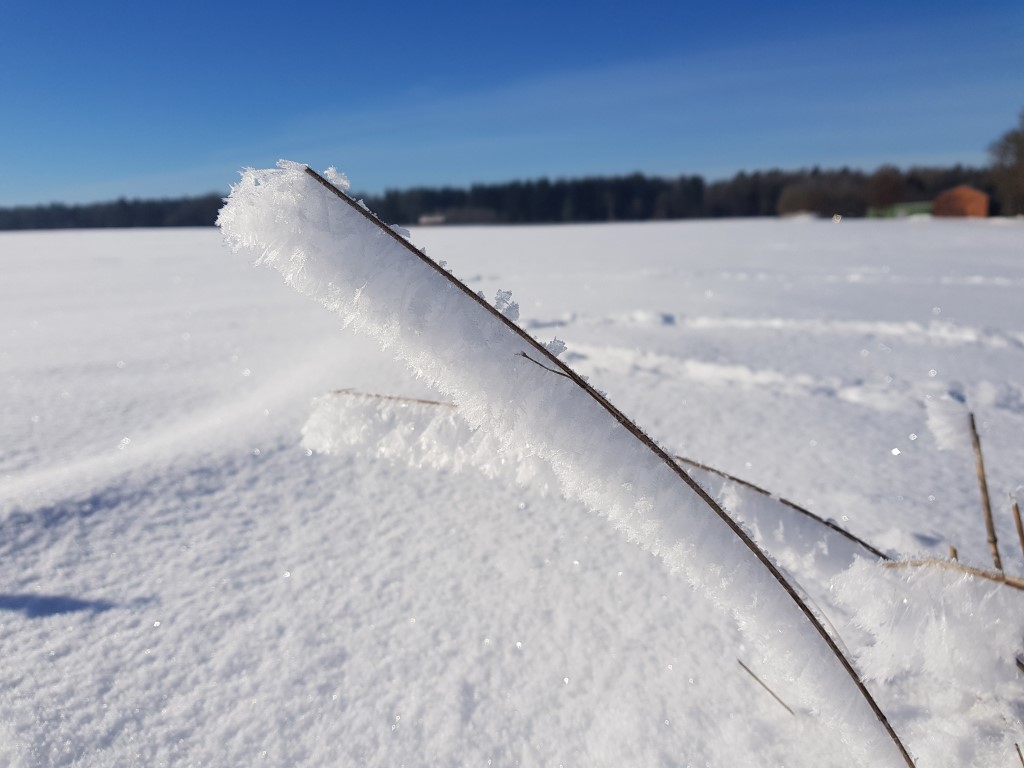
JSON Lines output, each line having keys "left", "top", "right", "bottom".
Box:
{"left": 1011, "top": 497, "right": 1024, "bottom": 561}
{"left": 304, "top": 166, "right": 916, "bottom": 767}
{"left": 673, "top": 454, "right": 890, "bottom": 561}
{"left": 318, "top": 388, "right": 891, "bottom": 562}
{"left": 738, "top": 659, "right": 795, "bottom": 716}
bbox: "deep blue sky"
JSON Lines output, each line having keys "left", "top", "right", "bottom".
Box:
{"left": 1, "top": 0, "right": 1022, "bottom": 205}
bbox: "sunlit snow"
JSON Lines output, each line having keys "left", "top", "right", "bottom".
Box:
{"left": 1, "top": 183, "right": 1022, "bottom": 766}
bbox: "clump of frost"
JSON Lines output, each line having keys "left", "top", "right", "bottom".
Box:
{"left": 494, "top": 289, "right": 520, "bottom": 322}
{"left": 544, "top": 337, "right": 567, "bottom": 357}
{"left": 688, "top": 467, "right": 881, "bottom": 591}
{"left": 833, "top": 559, "right": 1024, "bottom": 767}
{"left": 217, "top": 161, "right": 916, "bottom": 766}
{"left": 306, "top": 394, "right": 885, "bottom": 602}
{"left": 323, "top": 166, "right": 350, "bottom": 191}
{"left": 302, "top": 392, "right": 557, "bottom": 490}
{"left": 925, "top": 390, "right": 971, "bottom": 451}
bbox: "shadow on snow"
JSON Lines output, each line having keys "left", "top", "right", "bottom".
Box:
{"left": 0, "top": 593, "right": 119, "bottom": 618}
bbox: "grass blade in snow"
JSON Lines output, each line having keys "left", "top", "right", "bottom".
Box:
{"left": 303, "top": 388, "right": 888, "bottom": 576}
{"left": 218, "top": 161, "right": 913, "bottom": 766}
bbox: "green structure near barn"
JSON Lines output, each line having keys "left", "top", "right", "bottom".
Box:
{"left": 868, "top": 185, "right": 991, "bottom": 218}
{"left": 867, "top": 200, "right": 934, "bottom": 218}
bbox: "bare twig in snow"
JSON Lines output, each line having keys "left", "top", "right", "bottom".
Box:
{"left": 673, "top": 454, "right": 890, "bottom": 561}
{"left": 329, "top": 388, "right": 455, "bottom": 408}
{"left": 1011, "top": 496, "right": 1024, "bottom": 561}
{"left": 737, "top": 659, "right": 795, "bottom": 716}
{"left": 517, "top": 351, "right": 573, "bottom": 380}
{"left": 883, "top": 559, "right": 1024, "bottom": 591}
{"left": 969, "top": 413, "right": 1001, "bottom": 571}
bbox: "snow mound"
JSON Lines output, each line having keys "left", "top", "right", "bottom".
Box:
{"left": 305, "top": 391, "right": 1024, "bottom": 766}
{"left": 303, "top": 391, "right": 884, "bottom": 589}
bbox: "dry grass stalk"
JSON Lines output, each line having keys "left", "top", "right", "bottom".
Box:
{"left": 307, "top": 167, "right": 916, "bottom": 767}
{"left": 884, "top": 559, "right": 1024, "bottom": 591}
{"left": 1012, "top": 497, "right": 1024, "bottom": 561}
{"left": 1016, "top": 742, "right": 1024, "bottom": 768}
{"left": 329, "top": 388, "right": 455, "bottom": 408}
{"left": 969, "top": 413, "right": 1002, "bottom": 571}
{"left": 948, "top": 545, "right": 958, "bottom": 562}
{"left": 322, "top": 389, "right": 893, "bottom": 563}
{"left": 673, "top": 454, "right": 890, "bottom": 561}
{"left": 737, "top": 659, "right": 795, "bottom": 716}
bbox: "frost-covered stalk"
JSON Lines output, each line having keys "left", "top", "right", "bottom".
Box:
{"left": 218, "top": 161, "right": 914, "bottom": 766}
{"left": 927, "top": 393, "right": 1002, "bottom": 571}
{"left": 671, "top": 452, "right": 890, "bottom": 561}
{"left": 968, "top": 412, "right": 1001, "bottom": 571}
{"left": 1012, "top": 498, "right": 1024, "bottom": 561}
{"left": 304, "top": 389, "right": 890, "bottom": 566}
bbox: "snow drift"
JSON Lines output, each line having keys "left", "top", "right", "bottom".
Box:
{"left": 302, "top": 389, "right": 1024, "bottom": 766}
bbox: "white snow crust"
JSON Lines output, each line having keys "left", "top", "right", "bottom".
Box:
{"left": 2, "top": 196, "right": 1022, "bottom": 767}
{"left": 304, "top": 389, "right": 1024, "bottom": 767}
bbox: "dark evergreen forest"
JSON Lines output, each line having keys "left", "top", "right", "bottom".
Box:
{"left": 0, "top": 194, "right": 225, "bottom": 231}
{"left": 0, "top": 165, "right": 1005, "bottom": 231}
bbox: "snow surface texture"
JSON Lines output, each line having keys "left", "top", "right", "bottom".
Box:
{"left": 2, "top": 192, "right": 1022, "bottom": 765}
{"left": 305, "top": 390, "right": 1024, "bottom": 766}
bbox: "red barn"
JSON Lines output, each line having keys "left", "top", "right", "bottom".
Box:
{"left": 933, "top": 185, "right": 989, "bottom": 217}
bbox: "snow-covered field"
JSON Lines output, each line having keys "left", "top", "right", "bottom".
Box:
{"left": 2, "top": 209, "right": 1022, "bottom": 766}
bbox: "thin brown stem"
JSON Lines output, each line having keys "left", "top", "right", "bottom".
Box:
{"left": 517, "top": 351, "right": 574, "bottom": 379}
{"left": 323, "top": 388, "right": 892, "bottom": 562}
{"left": 969, "top": 413, "right": 1001, "bottom": 571}
{"left": 329, "top": 388, "right": 455, "bottom": 408}
{"left": 1012, "top": 497, "right": 1024, "bottom": 561}
{"left": 1015, "top": 742, "right": 1024, "bottom": 768}
{"left": 737, "top": 659, "right": 795, "bottom": 716}
{"left": 303, "top": 165, "right": 916, "bottom": 767}
{"left": 673, "top": 454, "right": 890, "bottom": 561}
{"left": 884, "top": 559, "right": 1024, "bottom": 591}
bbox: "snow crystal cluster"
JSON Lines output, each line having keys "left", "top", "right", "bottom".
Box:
{"left": 493, "top": 288, "right": 520, "bottom": 323}
{"left": 833, "top": 560, "right": 1024, "bottom": 767}
{"left": 302, "top": 391, "right": 557, "bottom": 491}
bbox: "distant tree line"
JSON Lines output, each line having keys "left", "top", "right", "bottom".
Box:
{"left": 366, "top": 165, "right": 1007, "bottom": 225}
{"left": 374, "top": 112, "right": 1024, "bottom": 222}
{"left": 0, "top": 193, "right": 224, "bottom": 230}
{"left": 2, "top": 112, "right": 1021, "bottom": 230}
{"left": 0, "top": 167, "right": 1005, "bottom": 231}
